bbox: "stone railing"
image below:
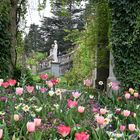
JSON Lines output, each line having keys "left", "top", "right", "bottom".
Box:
{"left": 37, "top": 50, "right": 75, "bottom": 75}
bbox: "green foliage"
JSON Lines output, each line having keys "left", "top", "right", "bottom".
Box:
{"left": 27, "top": 52, "right": 46, "bottom": 66}
{"left": 109, "top": 0, "right": 140, "bottom": 89}
{"left": 0, "top": 0, "right": 11, "bottom": 78}
{"left": 65, "top": 19, "right": 97, "bottom": 85}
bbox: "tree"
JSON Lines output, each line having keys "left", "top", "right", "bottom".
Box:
{"left": 37, "top": 0, "right": 85, "bottom": 54}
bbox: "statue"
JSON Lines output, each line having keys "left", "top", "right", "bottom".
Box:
{"left": 52, "top": 40, "right": 58, "bottom": 62}
{"left": 50, "top": 44, "right": 54, "bottom": 57}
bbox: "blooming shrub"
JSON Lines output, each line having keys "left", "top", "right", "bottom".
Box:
{"left": 0, "top": 76, "right": 139, "bottom": 139}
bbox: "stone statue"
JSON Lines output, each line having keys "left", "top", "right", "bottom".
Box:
{"left": 50, "top": 44, "right": 54, "bottom": 57}
{"left": 52, "top": 40, "right": 58, "bottom": 62}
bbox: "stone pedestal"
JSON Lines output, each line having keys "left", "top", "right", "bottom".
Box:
{"left": 51, "top": 62, "right": 60, "bottom": 77}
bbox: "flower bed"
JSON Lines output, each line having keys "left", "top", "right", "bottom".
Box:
{"left": 0, "top": 76, "right": 139, "bottom": 140}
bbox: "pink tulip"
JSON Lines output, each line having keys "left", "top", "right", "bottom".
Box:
{"left": 34, "top": 118, "right": 41, "bottom": 127}
{"left": 83, "top": 79, "right": 92, "bottom": 87}
{"left": 96, "top": 116, "right": 105, "bottom": 125}
{"left": 119, "top": 125, "right": 126, "bottom": 132}
{"left": 123, "top": 110, "right": 130, "bottom": 117}
{"left": 40, "top": 87, "right": 47, "bottom": 93}
{"left": 134, "top": 92, "right": 139, "bottom": 98}
{"left": 0, "top": 129, "right": 3, "bottom": 139}
{"left": 46, "top": 81, "right": 53, "bottom": 88}
{"left": 75, "top": 132, "right": 89, "bottom": 140}
{"left": 111, "top": 82, "right": 119, "bottom": 91}
{"left": 100, "top": 108, "right": 107, "bottom": 115}
{"left": 128, "top": 124, "right": 136, "bottom": 131}
{"left": 8, "top": 79, "right": 16, "bottom": 86}
{"left": 92, "top": 107, "right": 99, "bottom": 113}
{"left": 39, "top": 74, "right": 48, "bottom": 80}
{"left": 26, "top": 85, "right": 34, "bottom": 93}
{"left": 125, "top": 93, "right": 130, "bottom": 99}
{"left": 67, "top": 99, "right": 78, "bottom": 108}
{"left": 16, "top": 87, "right": 23, "bottom": 95}
{"left": 27, "top": 122, "right": 35, "bottom": 133}
{"left": 72, "top": 92, "right": 81, "bottom": 99}
{"left": 57, "top": 125, "right": 70, "bottom": 137}
{"left": 2, "top": 82, "right": 9, "bottom": 88}
{"left": 78, "top": 106, "right": 85, "bottom": 113}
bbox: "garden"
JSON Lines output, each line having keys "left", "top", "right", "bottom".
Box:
{"left": 0, "top": 74, "right": 139, "bottom": 140}
{"left": 0, "top": 0, "right": 140, "bottom": 139}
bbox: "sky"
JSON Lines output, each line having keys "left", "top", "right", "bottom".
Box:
{"left": 25, "top": 0, "right": 52, "bottom": 33}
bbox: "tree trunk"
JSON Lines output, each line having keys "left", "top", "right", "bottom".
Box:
{"left": 9, "top": 0, "right": 18, "bottom": 77}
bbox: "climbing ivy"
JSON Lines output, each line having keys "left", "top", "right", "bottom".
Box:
{"left": 0, "top": 1, "right": 11, "bottom": 78}
{"left": 109, "top": 0, "right": 140, "bottom": 89}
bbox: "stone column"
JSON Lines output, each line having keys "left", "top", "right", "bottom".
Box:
{"left": 51, "top": 62, "right": 60, "bottom": 77}
{"left": 107, "top": 51, "right": 117, "bottom": 86}
{"left": 92, "top": 48, "right": 97, "bottom": 89}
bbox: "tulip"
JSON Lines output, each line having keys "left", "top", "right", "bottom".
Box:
{"left": 67, "top": 99, "right": 78, "bottom": 108}
{"left": 100, "top": 108, "right": 107, "bottom": 115}
{"left": 34, "top": 118, "right": 41, "bottom": 127}
{"left": 57, "top": 125, "right": 70, "bottom": 137}
{"left": 83, "top": 79, "right": 92, "bottom": 87}
{"left": 125, "top": 93, "right": 130, "bottom": 99}
{"left": 0, "top": 79, "right": 3, "bottom": 86}
{"left": 46, "top": 81, "right": 53, "bottom": 88}
{"left": 128, "top": 124, "right": 135, "bottom": 131}
{"left": 55, "top": 89, "right": 62, "bottom": 96}
{"left": 51, "top": 78, "right": 59, "bottom": 85}
{"left": 119, "top": 125, "right": 126, "bottom": 132}
{"left": 75, "top": 132, "right": 89, "bottom": 140}
{"left": 129, "top": 88, "right": 134, "bottom": 94}
{"left": 134, "top": 92, "right": 139, "bottom": 98}
{"left": 8, "top": 79, "right": 16, "bottom": 86}
{"left": 78, "top": 106, "right": 85, "bottom": 113}
{"left": 123, "top": 110, "right": 130, "bottom": 117}
{"left": 0, "top": 129, "right": 3, "bottom": 139}
{"left": 16, "top": 87, "right": 23, "bottom": 95}
{"left": 72, "top": 92, "right": 81, "bottom": 99}
{"left": 27, "top": 122, "right": 35, "bottom": 132}
{"left": 26, "top": 85, "right": 34, "bottom": 93}
{"left": 96, "top": 116, "right": 105, "bottom": 125}
{"left": 39, "top": 74, "right": 48, "bottom": 80}
{"left": 14, "top": 114, "right": 20, "bottom": 121}
{"left": 48, "top": 90, "right": 55, "bottom": 96}
{"left": 111, "top": 82, "right": 119, "bottom": 91}
{"left": 40, "top": 87, "right": 47, "bottom": 93}
{"left": 117, "top": 96, "right": 122, "bottom": 101}
{"left": 92, "top": 107, "right": 99, "bottom": 113}
{"left": 115, "top": 108, "right": 121, "bottom": 115}
{"left": 2, "top": 82, "right": 9, "bottom": 88}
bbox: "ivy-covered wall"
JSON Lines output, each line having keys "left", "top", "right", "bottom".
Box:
{"left": 109, "top": 0, "right": 140, "bottom": 89}
{"left": 0, "top": 1, "right": 11, "bottom": 77}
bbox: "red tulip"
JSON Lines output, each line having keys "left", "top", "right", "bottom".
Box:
{"left": 67, "top": 99, "right": 78, "bottom": 108}
{"left": 57, "top": 125, "right": 70, "bottom": 137}
{"left": 8, "top": 79, "right": 16, "bottom": 86}
{"left": 75, "top": 132, "right": 89, "bottom": 140}
{"left": 39, "top": 74, "right": 48, "bottom": 80}
{"left": 2, "top": 82, "right": 9, "bottom": 88}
